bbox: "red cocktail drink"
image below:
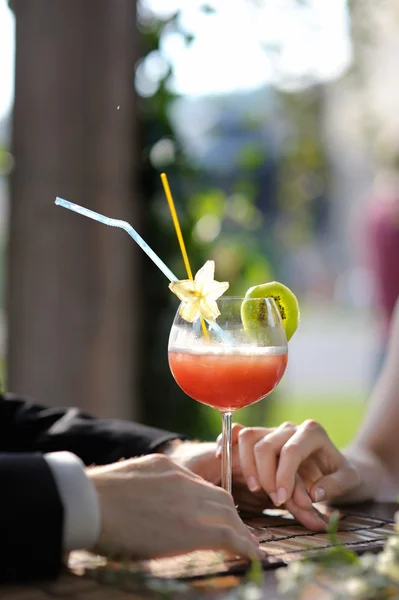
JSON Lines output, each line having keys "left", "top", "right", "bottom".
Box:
{"left": 168, "top": 296, "right": 289, "bottom": 493}
{"left": 169, "top": 349, "right": 287, "bottom": 412}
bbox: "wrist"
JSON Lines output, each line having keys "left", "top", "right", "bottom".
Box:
{"left": 157, "top": 438, "right": 185, "bottom": 456}
{"left": 340, "top": 446, "right": 392, "bottom": 503}
{"left": 86, "top": 466, "right": 116, "bottom": 555}
{"left": 163, "top": 440, "right": 220, "bottom": 484}
{"left": 45, "top": 452, "right": 100, "bottom": 552}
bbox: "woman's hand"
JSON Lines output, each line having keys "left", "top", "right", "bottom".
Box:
{"left": 217, "top": 422, "right": 361, "bottom": 529}
{"left": 87, "top": 454, "right": 260, "bottom": 560}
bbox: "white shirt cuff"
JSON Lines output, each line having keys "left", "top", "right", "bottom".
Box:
{"left": 44, "top": 451, "right": 101, "bottom": 552}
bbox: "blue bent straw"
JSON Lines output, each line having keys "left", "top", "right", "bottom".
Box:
{"left": 54, "top": 197, "right": 226, "bottom": 339}
{"left": 55, "top": 198, "right": 177, "bottom": 282}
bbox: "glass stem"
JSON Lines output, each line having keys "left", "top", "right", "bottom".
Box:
{"left": 221, "top": 411, "right": 232, "bottom": 494}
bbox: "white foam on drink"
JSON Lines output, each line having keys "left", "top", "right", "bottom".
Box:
{"left": 169, "top": 344, "right": 288, "bottom": 356}
{"left": 169, "top": 345, "right": 287, "bottom": 356}
{"left": 169, "top": 325, "right": 287, "bottom": 356}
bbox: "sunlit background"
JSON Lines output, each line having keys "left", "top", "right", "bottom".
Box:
{"left": 1, "top": 0, "right": 399, "bottom": 446}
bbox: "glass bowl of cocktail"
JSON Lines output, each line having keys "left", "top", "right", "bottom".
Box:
{"left": 168, "top": 262, "right": 300, "bottom": 494}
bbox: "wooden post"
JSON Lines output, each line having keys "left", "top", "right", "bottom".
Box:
{"left": 7, "top": 0, "right": 140, "bottom": 419}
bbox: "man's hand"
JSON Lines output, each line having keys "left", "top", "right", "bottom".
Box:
{"left": 87, "top": 454, "right": 260, "bottom": 560}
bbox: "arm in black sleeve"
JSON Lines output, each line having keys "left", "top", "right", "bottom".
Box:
{"left": 0, "top": 393, "right": 188, "bottom": 465}
{"left": 0, "top": 453, "right": 63, "bottom": 583}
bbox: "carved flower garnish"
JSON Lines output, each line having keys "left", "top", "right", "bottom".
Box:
{"left": 169, "top": 260, "right": 229, "bottom": 323}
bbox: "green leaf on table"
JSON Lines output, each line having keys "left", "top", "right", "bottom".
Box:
{"left": 307, "top": 545, "right": 359, "bottom": 567}
{"left": 303, "top": 512, "right": 359, "bottom": 567}
{"left": 246, "top": 558, "right": 263, "bottom": 586}
{"left": 327, "top": 511, "right": 340, "bottom": 545}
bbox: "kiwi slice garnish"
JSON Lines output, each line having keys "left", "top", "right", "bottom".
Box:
{"left": 241, "top": 282, "right": 300, "bottom": 341}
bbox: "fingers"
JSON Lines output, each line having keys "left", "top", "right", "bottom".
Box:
{"left": 195, "top": 486, "right": 261, "bottom": 558}
{"left": 216, "top": 423, "right": 245, "bottom": 456}
{"left": 275, "top": 420, "right": 344, "bottom": 504}
{"left": 285, "top": 497, "right": 327, "bottom": 531}
{"left": 199, "top": 499, "right": 256, "bottom": 541}
{"left": 192, "top": 476, "right": 240, "bottom": 508}
{"left": 238, "top": 423, "right": 296, "bottom": 499}
{"left": 292, "top": 474, "right": 313, "bottom": 510}
{"left": 232, "top": 485, "right": 272, "bottom": 514}
{"left": 309, "top": 463, "right": 361, "bottom": 503}
{"left": 283, "top": 475, "right": 327, "bottom": 531}
{"left": 237, "top": 429, "right": 263, "bottom": 492}
{"left": 298, "top": 461, "right": 323, "bottom": 489}
{"left": 193, "top": 481, "right": 261, "bottom": 556}
{"left": 216, "top": 423, "right": 274, "bottom": 453}
{"left": 199, "top": 524, "right": 261, "bottom": 559}
{"left": 217, "top": 420, "right": 346, "bottom": 514}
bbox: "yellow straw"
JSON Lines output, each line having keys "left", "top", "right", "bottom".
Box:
{"left": 161, "top": 172, "right": 208, "bottom": 337}
{"left": 161, "top": 173, "right": 194, "bottom": 280}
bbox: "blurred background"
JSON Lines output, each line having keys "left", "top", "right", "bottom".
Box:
{"left": 1, "top": 0, "right": 398, "bottom": 447}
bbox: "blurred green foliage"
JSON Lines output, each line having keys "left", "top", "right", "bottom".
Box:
{"left": 137, "top": 3, "right": 329, "bottom": 438}
{"left": 195, "top": 392, "right": 366, "bottom": 450}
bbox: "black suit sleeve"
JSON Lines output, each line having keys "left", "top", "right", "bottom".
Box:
{"left": 0, "top": 393, "right": 187, "bottom": 466}
{"left": 0, "top": 453, "right": 63, "bottom": 583}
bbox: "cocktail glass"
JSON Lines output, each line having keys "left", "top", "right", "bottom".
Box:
{"left": 168, "top": 296, "right": 288, "bottom": 494}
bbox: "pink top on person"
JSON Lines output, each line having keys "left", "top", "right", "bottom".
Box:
{"left": 364, "top": 194, "right": 399, "bottom": 336}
